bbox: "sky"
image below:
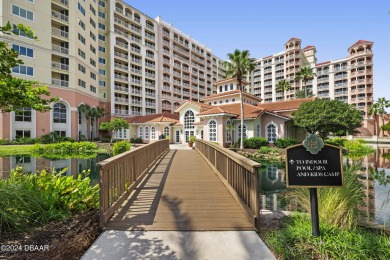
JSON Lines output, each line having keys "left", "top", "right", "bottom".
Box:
{"left": 125, "top": 0, "right": 389, "bottom": 101}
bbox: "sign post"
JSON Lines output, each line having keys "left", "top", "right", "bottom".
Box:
{"left": 286, "top": 134, "right": 343, "bottom": 237}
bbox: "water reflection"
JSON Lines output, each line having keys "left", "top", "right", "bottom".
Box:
{"left": 258, "top": 147, "right": 390, "bottom": 225}
{"left": 0, "top": 154, "right": 110, "bottom": 185}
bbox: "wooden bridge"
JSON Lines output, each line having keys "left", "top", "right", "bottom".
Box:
{"left": 98, "top": 140, "right": 260, "bottom": 231}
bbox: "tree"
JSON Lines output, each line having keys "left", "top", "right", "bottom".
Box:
{"left": 368, "top": 103, "right": 380, "bottom": 136}
{"left": 225, "top": 49, "right": 255, "bottom": 149}
{"left": 100, "top": 118, "right": 130, "bottom": 145}
{"left": 372, "top": 97, "right": 390, "bottom": 136}
{"left": 293, "top": 99, "right": 362, "bottom": 139}
{"left": 295, "top": 89, "right": 314, "bottom": 99}
{"left": 295, "top": 66, "right": 315, "bottom": 98}
{"left": 78, "top": 104, "right": 91, "bottom": 140}
{"left": 0, "top": 22, "right": 57, "bottom": 112}
{"left": 275, "top": 79, "right": 290, "bottom": 100}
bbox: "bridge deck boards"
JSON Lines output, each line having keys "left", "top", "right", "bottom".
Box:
{"left": 106, "top": 149, "right": 255, "bottom": 231}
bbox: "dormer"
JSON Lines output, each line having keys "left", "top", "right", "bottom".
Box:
{"left": 214, "top": 78, "right": 249, "bottom": 94}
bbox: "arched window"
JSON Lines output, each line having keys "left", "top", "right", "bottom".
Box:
{"left": 266, "top": 123, "right": 278, "bottom": 143}
{"left": 219, "top": 86, "right": 222, "bottom": 92}
{"left": 139, "top": 127, "right": 143, "bottom": 139}
{"left": 237, "top": 124, "right": 247, "bottom": 139}
{"left": 145, "top": 127, "right": 149, "bottom": 139}
{"left": 53, "top": 103, "right": 67, "bottom": 123}
{"left": 184, "top": 110, "right": 194, "bottom": 129}
{"left": 209, "top": 120, "right": 217, "bottom": 142}
{"left": 164, "top": 126, "right": 169, "bottom": 137}
{"left": 151, "top": 126, "right": 156, "bottom": 140}
{"left": 226, "top": 120, "right": 232, "bottom": 142}
{"left": 230, "top": 83, "right": 233, "bottom": 90}
{"left": 256, "top": 124, "right": 260, "bottom": 137}
{"left": 224, "top": 84, "right": 228, "bottom": 91}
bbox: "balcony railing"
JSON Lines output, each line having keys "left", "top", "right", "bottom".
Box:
{"left": 52, "top": 79, "right": 68, "bottom": 87}
{"left": 52, "top": 27, "right": 68, "bottom": 38}
{"left": 52, "top": 0, "right": 69, "bottom": 6}
{"left": 52, "top": 61, "right": 69, "bottom": 71}
{"left": 52, "top": 44, "right": 68, "bottom": 54}
{"left": 114, "top": 75, "right": 128, "bottom": 81}
{"left": 115, "top": 86, "right": 129, "bottom": 92}
{"left": 52, "top": 10, "right": 68, "bottom": 22}
{"left": 115, "top": 109, "right": 129, "bottom": 115}
{"left": 115, "top": 97, "right": 129, "bottom": 103}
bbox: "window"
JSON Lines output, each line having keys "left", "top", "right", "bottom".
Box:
{"left": 90, "top": 58, "right": 96, "bottom": 67}
{"left": 164, "top": 126, "right": 169, "bottom": 137}
{"left": 209, "top": 120, "right": 217, "bottom": 142}
{"left": 26, "top": 0, "right": 34, "bottom": 2}
{"left": 98, "top": 23, "right": 105, "bottom": 30}
{"left": 78, "top": 79, "right": 86, "bottom": 88}
{"left": 99, "top": 80, "right": 106, "bottom": 87}
{"left": 98, "top": 1, "right": 105, "bottom": 7}
{"left": 90, "top": 72, "right": 96, "bottom": 80}
{"left": 256, "top": 124, "right": 260, "bottom": 137}
{"left": 219, "top": 86, "right": 222, "bottom": 92}
{"left": 145, "top": 127, "right": 149, "bottom": 139}
{"left": 232, "top": 98, "right": 236, "bottom": 102}
{"left": 78, "top": 64, "right": 86, "bottom": 74}
{"left": 90, "top": 4, "right": 96, "bottom": 15}
{"left": 78, "top": 2, "right": 85, "bottom": 16}
{"left": 53, "top": 103, "right": 67, "bottom": 123}
{"left": 99, "top": 69, "right": 105, "bottom": 75}
{"left": 78, "top": 19, "right": 85, "bottom": 30}
{"left": 99, "top": 57, "right": 106, "bottom": 64}
{"left": 90, "top": 31, "right": 96, "bottom": 41}
{"left": 99, "top": 46, "right": 105, "bottom": 53}
{"left": 224, "top": 84, "right": 228, "bottom": 91}
{"left": 98, "top": 11, "right": 105, "bottom": 19}
{"left": 230, "top": 83, "right": 233, "bottom": 90}
{"left": 98, "top": 34, "right": 105, "bottom": 41}
{"left": 90, "top": 18, "right": 96, "bottom": 28}
{"left": 184, "top": 110, "right": 195, "bottom": 129}
{"left": 226, "top": 120, "right": 232, "bottom": 142}
{"left": 12, "top": 44, "right": 33, "bottom": 58}
{"left": 266, "top": 123, "right": 278, "bottom": 143}
{"left": 90, "top": 85, "right": 96, "bottom": 93}
{"left": 237, "top": 124, "right": 247, "bottom": 139}
{"left": 78, "top": 49, "right": 86, "bottom": 59}
{"left": 78, "top": 33, "right": 86, "bottom": 44}
{"left": 139, "top": 127, "right": 143, "bottom": 139}
{"left": 225, "top": 100, "right": 229, "bottom": 103}
{"left": 90, "top": 45, "right": 96, "bottom": 54}
{"left": 15, "top": 108, "right": 32, "bottom": 122}
{"left": 151, "top": 127, "right": 156, "bottom": 140}
{"left": 12, "top": 65, "right": 33, "bottom": 76}
{"left": 78, "top": 110, "right": 82, "bottom": 124}
{"left": 15, "top": 130, "right": 31, "bottom": 139}
{"left": 12, "top": 5, "right": 34, "bottom": 21}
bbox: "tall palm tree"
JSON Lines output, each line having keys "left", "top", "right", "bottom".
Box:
{"left": 373, "top": 97, "right": 390, "bottom": 136}
{"left": 295, "top": 89, "right": 314, "bottom": 99}
{"left": 275, "top": 79, "right": 290, "bottom": 100}
{"left": 92, "top": 107, "right": 105, "bottom": 140}
{"left": 78, "top": 104, "right": 91, "bottom": 140}
{"left": 295, "top": 66, "right": 315, "bottom": 97}
{"left": 368, "top": 103, "right": 380, "bottom": 136}
{"left": 225, "top": 49, "right": 256, "bottom": 149}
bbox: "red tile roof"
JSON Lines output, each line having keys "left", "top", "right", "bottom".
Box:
{"left": 287, "top": 37, "right": 301, "bottom": 42}
{"left": 263, "top": 55, "right": 272, "bottom": 60}
{"left": 174, "top": 100, "right": 215, "bottom": 112}
{"left": 126, "top": 113, "right": 179, "bottom": 124}
{"left": 303, "top": 45, "right": 315, "bottom": 50}
{"left": 315, "top": 61, "right": 331, "bottom": 67}
{"left": 257, "top": 97, "right": 315, "bottom": 111}
{"left": 198, "top": 103, "right": 265, "bottom": 119}
{"left": 349, "top": 40, "right": 373, "bottom": 49}
{"left": 200, "top": 90, "right": 262, "bottom": 102}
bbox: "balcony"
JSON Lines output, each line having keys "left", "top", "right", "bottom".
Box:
{"left": 116, "top": 41, "right": 128, "bottom": 49}
{"left": 163, "top": 86, "right": 171, "bottom": 91}
{"left": 145, "top": 102, "right": 155, "bottom": 107}
{"left": 145, "top": 72, "right": 155, "bottom": 79}
{"left": 52, "top": 0, "right": 68, "bottom": 6}
{"left": 131, "top": 58, "right": 141, "bottom": 64}
{"left": 52, "top": 28, "right": 68, "bottom": 38}
{"left": 52, "top": 61, "right": 69, "bottom": 71}
{"left": 52, "top": 10, "right": 68, "bottom": 23}
{"left": 114, "top": 51, "right": 129, "bottom": 60}
{"left": 115, "top": 97, "right": 129, "bottom": 103}
{"left": 115, "top": 29, "right": 128, "bottom": 38}
{"left": 115, "top": 86, "right": 129, "bottom": 92}
{"left": 130, "top": 68, "right": 141, "bottom": 75}
{"left": 115, "top": 109, "right": 129, "bottom": 115}
{"left": 334, "top": 91, "right": 348, "bottom": 96}
{"left": 52, "top": 44, "right": 68, "bottom": 55}
{"left": 51, "top": 79, "right": 68, "bottom": 87}
{"left": 114, "top": 74, "right": 128, "bottom": 81}
{"left": 131, "top": 78, "right": 141, "bottom": 84}
{"left": 145, "top": 82, "right": 155, "bottom": 88}
{"left": 131, "top": 100, "right": 142, "bottom": 105}
{"left": 130, "top": 47, "right": 140, "bottom": 54}
{"left": 130, "top": 36, "right": 141, "bottom": 43}
{"left": 114, "top": 63, "right": 128, "bottom": 71}
{"left": 145, "top": 63, "right": 155, "bottom": 69}
{"left": 145, "top": 92, "right": 155, "bottom": 97}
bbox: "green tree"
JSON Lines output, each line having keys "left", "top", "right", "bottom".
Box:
{"left": 275, "top": 79, "right": 290, "bottom": 100}
{"left": 295, "top": 66, "right": 315, "bottom": 98}
{"left": 368, "top": 103, "right": 380, "bottom": 136}
{"left": 78, "top": 104, "right": 92, "bottom": 140}
{"left": 89, "top": 107, "right": 105, "bottom": 140}
{"left": 295, "top": 89, "right": 314, "bottom": 99}
{"left": 0, "top": 22, "right": 57, "bottom": 112}
{"left": 293, "top": 99, "right": 362, "bottom": 139}
{"left": 225, "top": 49, "right": 256, "bottom": 149}
{"left": 100, "top": 118, "right": 130, "bottom": 145}
{"left": 371, "top": 98, "right": 390, "bottom": 136}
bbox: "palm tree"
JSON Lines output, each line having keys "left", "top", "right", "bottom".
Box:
{"left": 295, "top": 89, "right": 314, "bottom": 99}
{"left": 78, "top": 104, "right": 91, "bottom": 140}
{"left": 91, "top": 107, "right": 105, "bottom": 140}
{"left": 295, "top": 66, "right": 315, "bottom": 97}
{"left": 376, "top": 97, "right": 390, "bottom": 136}
{"left": 225, "top": 49, "right": 256, "bottom": 149}
{"left": 368, "top": 103, "right": 380, "bottom": 136}
{"left": 275, "top": 79, "right": 290, "bottom": 100}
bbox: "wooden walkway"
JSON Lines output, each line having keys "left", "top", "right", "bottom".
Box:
{"left": 106, "top": 149, "right": 255, "bottom": 231}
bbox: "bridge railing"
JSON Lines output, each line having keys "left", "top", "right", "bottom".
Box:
{"left": 98, "top": 139, "right": 169, "bottom": 227}
{"left": 195, "top": 140, "right": 260, "bottom": 225}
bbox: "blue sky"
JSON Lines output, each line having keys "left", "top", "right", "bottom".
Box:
{"left": 125, "top": 0, "right": 389, "bottom": 100}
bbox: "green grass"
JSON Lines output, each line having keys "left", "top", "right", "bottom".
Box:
{"left": 261, "top": 213, "right": 390, "bottom": 260}
{"left": 0, "top": 145, "right": 34, "bottom": 156}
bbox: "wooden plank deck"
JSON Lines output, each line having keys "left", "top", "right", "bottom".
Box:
{"left": 106, "top": 149, "right": 255, "bottom": 231}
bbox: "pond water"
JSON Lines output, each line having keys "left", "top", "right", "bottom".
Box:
{"left": 0, "top": 154, "right": 110, "bottom": 186}
{"left": 258, "top": 147, "right": 390, "bottom": 226}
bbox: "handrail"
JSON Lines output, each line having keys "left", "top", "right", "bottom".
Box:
{"left": 195, "top": 139, "right": 260, "bottom": 226}
{"left": 98, "top": 139, "right": 169, "bottom": 227}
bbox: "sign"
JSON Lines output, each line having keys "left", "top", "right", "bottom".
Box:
{"left": 286, "top": 144, "right": 343, "bottom": 188}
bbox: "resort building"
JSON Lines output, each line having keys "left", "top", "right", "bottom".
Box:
{"left": 249, "top": 37, "right": 374, "bottom": 118}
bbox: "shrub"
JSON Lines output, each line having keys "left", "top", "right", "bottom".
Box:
{"left": 130, "top": 137, "right": 143, "bottom": 143}
{"left": 238, "top": 137, "right": 268, "bottom": 149}
{"left": 112, "top": 140, "right": 131, "bottom": 156}
{"left": 291, "top": 164, "right": 365, "bottom": 229}
{"left": 13, "top": 137, "right": 37, "bottom": 144}
{"left": 39, "top": 132, "right": 75, "bottom": 144}
{"left": 344, "top": 139, "right": 374, "bottom": 158}
{"left": 32, "top": 142, "right": 99, "bottom": 159}
{"left": 326, "top": 137, "right": 347, "bottom": 147}
{"left": 79, "top": 134, "right": 87, "bottom": 141}
{"left": 0, "top": 139, "right": 12, "bottom": 145}
{"left": 189, "top": 136, "right": 196, "bottom": 143}
{"left": 274, "top": 138, "right": 298, "bottom": 148}
{"left": 101, "top": 136, "right": 111, "bottom": 143}
{"left": 257, "top": 146, "right": 279, "bottom": 154}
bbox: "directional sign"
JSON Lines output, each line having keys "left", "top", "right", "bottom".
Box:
{"left": 286, "top": 144, "right": 343, "bottom": 188}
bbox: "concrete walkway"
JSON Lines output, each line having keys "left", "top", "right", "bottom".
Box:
{"left": 82, "top": 230, "right": 276, "bottom": 260}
